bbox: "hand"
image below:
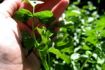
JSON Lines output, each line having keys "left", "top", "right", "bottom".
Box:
{"left": 0, "top": 0, "right": 69, "bottom": 70}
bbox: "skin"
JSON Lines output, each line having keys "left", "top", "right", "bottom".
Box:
{"left": 0, "top": 0, "right": 69, "bottom": 70}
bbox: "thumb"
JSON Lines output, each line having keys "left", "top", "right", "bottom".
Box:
{"left": 0, "top": 0, "right": 21, "bottom": 17}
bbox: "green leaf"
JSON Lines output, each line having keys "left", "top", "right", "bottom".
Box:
{"left": 37, "top": 27, "right": 52, "bottom": 44}
{"left": 95, "top": 15, "right": 105, "bottom": 30}
{"left": 48, "top": 47, "right": 70, "bottom": 64}
{"left": 33, "top": 10, "right": 55, "bottom": 24}
{"left": 21, "top": 31, "right": 34, "bottom": 50}
{"left": 56, "top": 41, "right": 68, "bottom": 47}
{"left": 65, "top": 10, "right": 81, "bottom": 17}
{"left": 14, "top": 8, "right": 32, "bottom": 22}
{"left": 82, "top": 45, "right": 92, "bottom": 51}
{"left": 102, "top": 64, "right": 105, "bottom": 70}
{"left": 61, "top": 47, "right": 74, "bottom": 54}
{"left": 56, "top": 32, "right": 69, "bottom": 47}
{"left": 85, "top": 30, "right": 98, "bottom": 46}
{"left": 36, "top": 27, "right": 53, "bottom": 52}
{"left": 57, "top": 41, "right": 68, "bottom": 47}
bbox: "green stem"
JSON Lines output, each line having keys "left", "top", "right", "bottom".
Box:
{"left": 80, "top": 58, "right": 89, "bottom": 70}
{"left": 32, "top": 6, "right": 35, "bottom": 31}
{"left": 48, "top": 52, "right": 51, "bottom": 70}
{"left": 32, "top": 6, "right": 37, "bottom": 45}
{"left": 39, "top": 51, "right": 50, "bottom": 70}
{"left": 80, "top": 54, "right": 92, "bottom": 70}
{"left": 32, "top": 6, "right": 50, "bottom": 70}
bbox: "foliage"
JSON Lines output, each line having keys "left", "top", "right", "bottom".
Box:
{"left": 58, "top": 0, "right": 105, "bottom": 70}
{"left": 14, "top": 0, "right": 105, "bottom": 70}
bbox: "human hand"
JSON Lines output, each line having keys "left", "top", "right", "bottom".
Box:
{"left": 0, "top": 0, "right": 40, "bottom": 70}
{"left": 0, "top": 0, "right": 69, "bottom": 70}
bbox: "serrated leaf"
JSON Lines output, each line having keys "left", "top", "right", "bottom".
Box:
{"left": 14, "top": 9, "right": 32, "bottom": 22}
{"left": 48, "top": 47, "right": 70, "bottom": 64}
{"left": 33, "top": 10, "right": 55, "bottom": 24}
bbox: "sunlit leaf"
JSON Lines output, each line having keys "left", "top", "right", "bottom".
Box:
{"left": 14, "top": 9, "right": 32, "bottom": 22}
{"left": 33, "top": 10, "right": 55, "bottom": 24}
{"left": 48, "top": 47, "right": 70, "bottom": 64}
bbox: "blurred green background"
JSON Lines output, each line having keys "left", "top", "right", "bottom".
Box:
{"left": 70, "top": 0, "right": 105, "bottom": 14}
{"left": 55, "top": 0, "right": 105, "bottom": 69}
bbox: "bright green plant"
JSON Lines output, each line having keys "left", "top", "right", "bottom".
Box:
{"left": 14, "top": 0, "right": 105, "bottom": 70}
{"left": 14, "top": 0, "right": 55, "bottom": 70}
